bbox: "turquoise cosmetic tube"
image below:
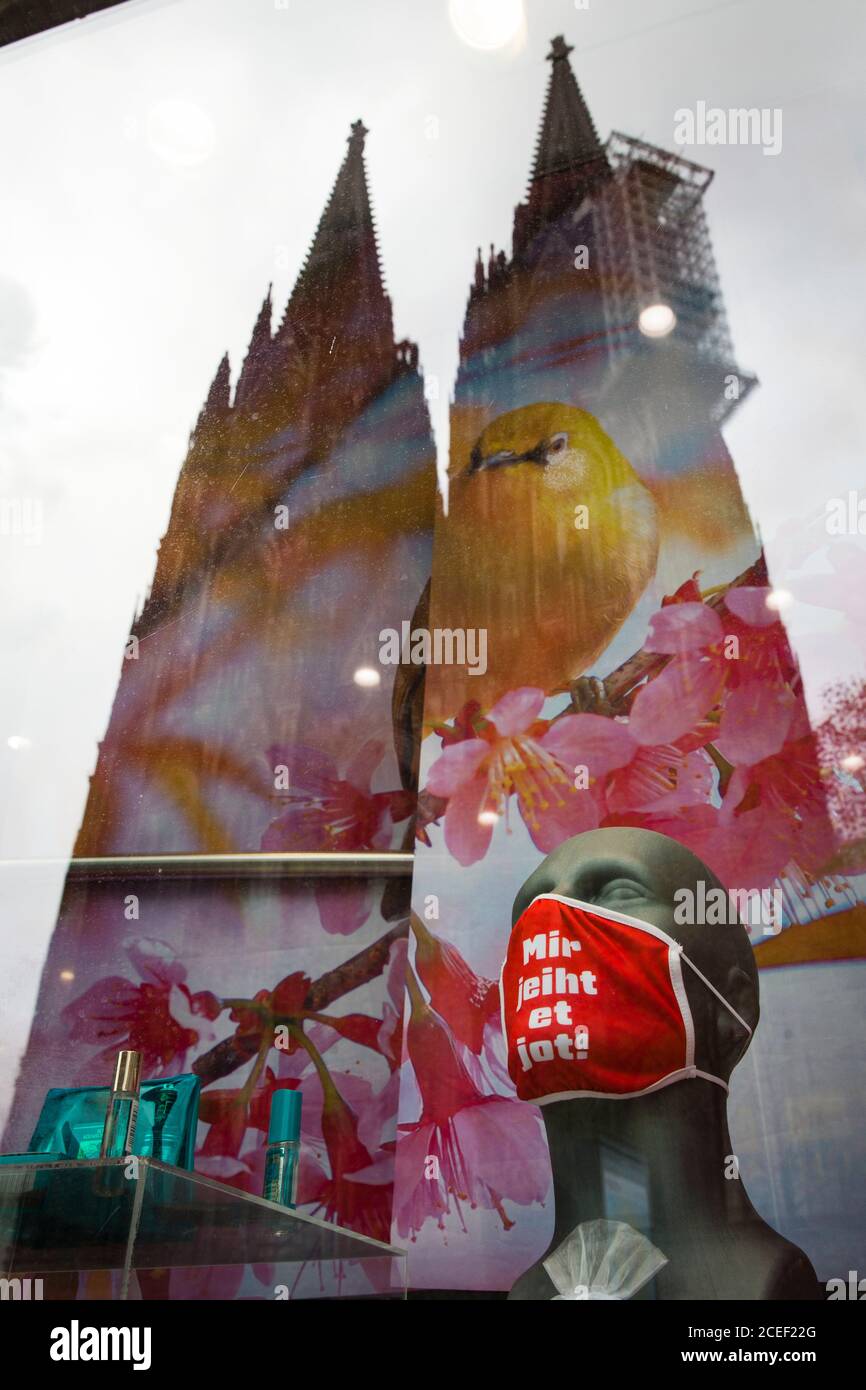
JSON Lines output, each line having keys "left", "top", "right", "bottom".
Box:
{"left": 262, "top": 1090, "right": 302, "bottom": 1208}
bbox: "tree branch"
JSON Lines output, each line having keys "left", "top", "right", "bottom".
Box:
{"left": 192, "top": 919, "right": 409, "bottom": 1086}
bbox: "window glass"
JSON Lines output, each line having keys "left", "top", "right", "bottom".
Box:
{"left": 1, "top": 0, "right": 864, "bottom": 1300}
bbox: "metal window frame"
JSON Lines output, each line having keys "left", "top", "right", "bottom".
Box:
{"left": 0, "top": 853, "right": 414, "bottom": 880}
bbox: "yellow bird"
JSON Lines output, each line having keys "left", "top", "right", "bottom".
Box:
{"left": 419, "top": 401, "right": 659, "bottom": 727}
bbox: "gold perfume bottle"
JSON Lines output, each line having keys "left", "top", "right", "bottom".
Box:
{"left": 99, "top": 1050, "right": 142, "bottom": 1159}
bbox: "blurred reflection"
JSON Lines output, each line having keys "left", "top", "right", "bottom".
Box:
{"left": 76, "top": 118, "right": 434, "bottom": 861}
{"left": 4, "top": 123, "right": 435, "bottom": 1250}
{"left": 448, "top": 0, "right": 526, "bottom": 53}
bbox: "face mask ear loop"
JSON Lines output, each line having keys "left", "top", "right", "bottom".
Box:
{"left": 680, "top": 954, "right": 753, "bottom": 1037}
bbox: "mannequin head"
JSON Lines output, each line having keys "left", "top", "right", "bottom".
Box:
{"left": 512, "top": 826, "right": 758, "bottom": 1085}
{"left": 506, "top": 827, "right": 824, "bottom": 1302}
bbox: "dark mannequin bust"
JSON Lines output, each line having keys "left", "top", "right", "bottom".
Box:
{"left": 507, "top": 826, "right": 822, "bottom": 1301}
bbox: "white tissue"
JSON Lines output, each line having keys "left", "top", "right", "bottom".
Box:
{"left": 544, "top": 1219, "right": 667, "bottom": 1301}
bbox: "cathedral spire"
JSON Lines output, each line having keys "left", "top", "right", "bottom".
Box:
{"left": 193, "top": 351, "right": 231, "bottom": 436}
{"left": 206, "top": 352, "right": 231, "bottom": 410}
{"left": 513, "top": 35, "right": 610, "bottom": 257}
{"left": 532, "top": 35, "right": 603, "bottom": 179}
{"left": 234, "top": 284, "right": 274, "bottom": 408}
{"left": 279, "top": 118, "right": 391, "bottom": 346}
{"left": 474, "top": 246, "right": 485, "bottom": 293}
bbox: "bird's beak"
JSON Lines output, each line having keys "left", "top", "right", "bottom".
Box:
{"left": 467, "top": 442, "right": 546, "bottom": 474}
{"left": 468, "top": 448, "right": 519, "bottom": 473}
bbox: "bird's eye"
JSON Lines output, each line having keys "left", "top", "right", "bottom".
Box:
{"left": 547, "top": 433, "right": 568, "bottom": 455}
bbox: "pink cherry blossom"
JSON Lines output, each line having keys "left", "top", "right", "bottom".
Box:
{"left": 395, "top": 976, "right": 549, "bottom": 1238}
{"left": 426, "top": 688, "right": 604, "bottom": 866}
{"left": 541, "top": 708, "right": 713, "bottom": 818}
{"left": 62, "top": 938, "right": 221, "bottom": 1078}
{"left": 261, "top": 740, "right": 411, "bottom": 933}
{"left": 629, "top": 591, "right": 799, "bottom": 765}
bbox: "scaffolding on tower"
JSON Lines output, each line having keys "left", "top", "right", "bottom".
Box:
{"left": 596, "top": 131, "right": 756, "bottom": 428}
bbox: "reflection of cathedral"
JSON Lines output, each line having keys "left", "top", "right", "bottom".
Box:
{"left": 462, "top": 35, "right": 751, "bottom": 418}
{"left": 146, "top": 121, "right": 421, "bottom": 614}
{"left": 75, "top": 119, "right": 436, "bottom": 855}
{"left": 421, "top": 35, "right": 842, "bottom": 956}
{"left": 4, "top": 115, "right": 436, "bottom": 1198}
{"left": 454, "top": 35, "right": 761, "bottom": 590}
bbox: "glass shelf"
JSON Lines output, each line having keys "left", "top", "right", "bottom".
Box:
{"left": 0, "top": 1158, "right": 406, "bottom": 1300}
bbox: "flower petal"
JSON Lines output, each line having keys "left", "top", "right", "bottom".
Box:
{"left": 126, "top": 938, "right": 187, "bottom": 986}
{"left": 345, "top": 739, "right": 385, "bottom": 793}
{"left": 443, "top": 771, "right": 495, "bottom": 866}
{"left": 265, "top": 742, "right": 338, "bottom": 795}
{"left": 524, "top": 783, "right": 601, "bottom": 853}
{"left": 644, "top": 602, "right": 723, "bottom": 653}
{"left": 426, "top": 738, "right": 489, "bottom": 798}
{"left": 629, "top": 656, "right": 723, "bottom": 746}
{"left": 715, "top": 679, "right": 795, "bottom": 766}
{"left": 315, "top": 881, "right": 373, "bottom": 936}
{"left": 486, "top": 687, "right": 546, "bottom": 737}
{"left": 607, "top": 745, "right": 711, "bottom": 813}
{"left": 261, "top": 805, "right": 327, "bottom": 852}
{"left": 540, "top": 713, "right": 636, "bottom": 778}
{"left": 451, "top": 1098, "right": 550, "bottom": 1209}
{"left": 724, "top": 587, "right": 779, "bottom": 628}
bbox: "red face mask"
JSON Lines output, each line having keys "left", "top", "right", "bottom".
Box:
{"left": 500, "top": 893, "right": 752, "bottom": 1104}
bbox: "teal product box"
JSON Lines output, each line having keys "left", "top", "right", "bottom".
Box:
{"left": 26, "top": 1073, "right": 201, "bottom": 1169}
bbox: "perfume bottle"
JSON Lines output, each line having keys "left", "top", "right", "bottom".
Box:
{"left": 262, "top": 1090, "right": 302, "bottom": 1207}
{"left": 100, "top": 1050, "right": 141, "bottom": 1158}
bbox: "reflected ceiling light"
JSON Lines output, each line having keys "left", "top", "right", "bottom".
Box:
{"left": 353, "top": 666, "right": 381, "bottom": 688}
{"left": 638, "top": 303, "right": 676, "bottom": 338}
{"left": 59, "top": 969, "right": 75, "bottom": 983}
{"left": 841, "top": 753, "right": 865, "bottom": 773}
{"left": 477, "top": 809, "right": 500, "bottom": 826}
{"left": 146, "top": 98, "right": 216, "bottom": 167}
{"left": 7, "top": 735, "right": 30, "bottom": 751}
{"left": 765, "top": 588, "right": 792, "bottom": 612}
{"left": 449, "top": 0, "right": 525, "bottom": 51}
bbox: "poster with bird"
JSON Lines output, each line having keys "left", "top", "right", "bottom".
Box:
{"left": 390, "top": 40, "right": 844, "bottom": 1289}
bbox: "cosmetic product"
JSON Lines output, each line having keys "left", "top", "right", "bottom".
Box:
{"left": 29, "top": 1089, "right": 109, "bottom": 1160}
{"left": 262, "top": 1090, "right": 302, "bottom": 1208}
{"left": 28, "top": 1073, "right": 201, "bottom": 1168}
{"left": 148, "top": 1086, "right": 178, "bottom": 1163}
{"left": 100, "top": 1050, "right": 142, "bottom": 1158}
{"left": 129, "top": 1074, "right": 200, "bottom": 1168}
{"left": 154, "top": 1074, "right": 199, "bottom": 1167}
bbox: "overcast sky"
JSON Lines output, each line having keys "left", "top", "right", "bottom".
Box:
{"left": 1, "top": 0, "right": 865, "bottom": 874}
